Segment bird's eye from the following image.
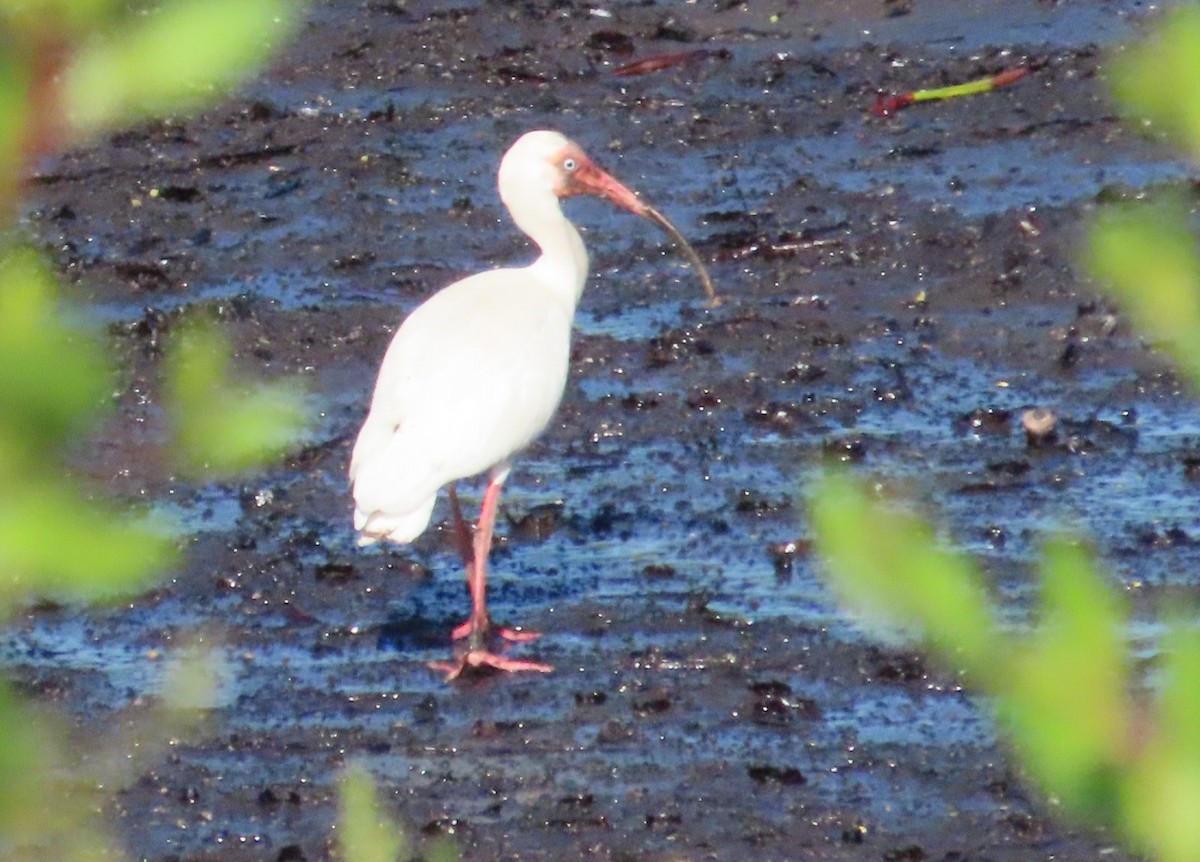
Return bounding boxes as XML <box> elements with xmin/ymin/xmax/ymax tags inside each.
<box><xmin>562</xmin><ymin>157</ymin><xmax>577</xmax><ymax>172</ymax></box>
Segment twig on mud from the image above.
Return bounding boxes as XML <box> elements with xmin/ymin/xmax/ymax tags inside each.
<box><xmin>716</xmin><ymin>234</ymin><xmax>845</xmax><ymax>262</ymax></box>
<box><xmin>874</xmin><ymin>66</ymin><xmax>1029</xmax><ymax>117</ymax></box>
<box><xmin>612</xmin><ymin>48</ymin><xmax>731</xmax><ymax>77</ymax></box>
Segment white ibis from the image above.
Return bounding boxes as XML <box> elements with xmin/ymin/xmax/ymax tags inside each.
<box><xmin>349</xmin><ymin>129</ymin><xmax>714</xmax><ymax>680</ymax></box>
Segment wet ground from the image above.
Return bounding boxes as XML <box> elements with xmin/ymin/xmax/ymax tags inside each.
<box><xmin>6</xmin><ymin>0</ymin><xmax>1200</xmax><ymax>859</ymax></box>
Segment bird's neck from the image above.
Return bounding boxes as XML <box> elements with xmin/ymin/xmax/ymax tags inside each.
<box><xmin>509</xmin><ymin>194</ymin><xmax>589</xmax><ymax>311</ymax></box>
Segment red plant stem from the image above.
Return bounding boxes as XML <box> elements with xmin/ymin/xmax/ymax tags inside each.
<box><xmin>613</xmin><ymin>49</ymin><xmax>714</xmax><ymax>77</ymax></box>
<box><xmin>874</xmin><ymin>65</ymin><xmax>1029</xmax><ymax>118</ymax></box>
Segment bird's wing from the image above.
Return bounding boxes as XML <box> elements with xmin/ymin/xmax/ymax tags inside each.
<box><xmin>350</xmin><ymin>268</ymin><xmax>573</xmax><ymax>525</ymax></box>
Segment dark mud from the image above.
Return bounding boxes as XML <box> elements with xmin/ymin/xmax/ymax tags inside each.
<box><xmin>6</xmin><ymin>1</ymin><xmax>1200</xmax><ymax>860</ymax></box>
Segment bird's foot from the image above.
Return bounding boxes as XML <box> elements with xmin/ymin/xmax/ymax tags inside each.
<box><xmin>435</xmin><ymin>616</ymin><xmax>549</xmax><ymax>681</ymax></box>
<box><xmin>449</xmin><ymin>618</ymin><xmax>541</xmax><ymax>644</ymax></box>
<box><xmin>430</xmin><ymin>649</ymin><xmax>553</xmax><ymax>682</ymax></box>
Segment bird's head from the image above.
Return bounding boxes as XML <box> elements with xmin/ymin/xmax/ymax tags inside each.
<box><xmin>497</xmin><ymin>130</ymin><xmax>720</xmax><ymax>306</ymax></box>
<box><xmin>498</xmin><ymin>130</ymin><xmax>650</xmax><ymax>218</ymax></box>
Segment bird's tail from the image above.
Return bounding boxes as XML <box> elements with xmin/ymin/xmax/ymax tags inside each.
<box><xmin>353</xmin><ymin>495</ymin><xmax>437</xmax><ymax>546</ymax></box>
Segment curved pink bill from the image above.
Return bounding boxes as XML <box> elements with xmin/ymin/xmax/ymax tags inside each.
<box><xmin>569</xmin><ymin>159</ymin><xmax>720</xmax><ymax>307</ymax></box>
<box><xmin>569</xmin><ymin>160</ymin><xmax>650</xmax><ymax>216</ymax></box>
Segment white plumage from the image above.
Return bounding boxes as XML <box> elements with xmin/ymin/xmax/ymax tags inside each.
<box><xmin>348</xmin><ymin>130</ymin><xmax>653</xmax><ymax>678</ymax></box>
<box><xmin>349</xmin><ymin>265</ymin><xmax>574</xmax><ymax>542</ymax></box>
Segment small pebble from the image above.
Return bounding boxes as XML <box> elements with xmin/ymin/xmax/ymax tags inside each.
<box><xmin>1021</xmin><ymin>407</ymin><xmax>1058</xmax><ymax>448</ymax></box>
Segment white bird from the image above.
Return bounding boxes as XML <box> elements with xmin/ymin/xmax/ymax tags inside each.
<box><xmin>349</xmin><ymin>129</ymin><xmax>714</xmax><ymax>680</ymax></box>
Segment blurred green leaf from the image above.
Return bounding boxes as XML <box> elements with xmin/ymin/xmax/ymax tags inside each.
<box><xmin>1087</xmin><ymin>197</ymin><xmax>1200</xmax><ymax>386</ymax></box>
<box><xmin>0</xmin><ymin>681</ymin><xmax>117</xmax><ymax>862</ymax></box>
<box><xmin>811</xmin><ymin>473</ymin><xmax>1137</xmax><ymax>824</ymax></box>
<box><xmin>809</xmin><ymin>468</ymin><xmax>1001</xmax><ymax>674</ymax></box>
<box><xmin>160</xmin><ymin>641</ymin><xmax>224</xmax><ymax>711</ymax></box>
<box><xmin>165</xmin><ymin>318</ymin><xmax>307</xmax><ymax>476</ymax></box>
<box><xmin>0</xmin><ymin>683</ymin><xmax>59</xmax><ymax>837</ymax></box>
<box><xmin>0</xmin><ymin>2</ymin><xmax>311</xmax><ymax>860</ymax></box>
<box><xmin>62</xmin><ymin>0</ymin><xmax>295</xmax><ymax>135</ymax></box>
<box><xmin>0</xmin><ymin>242</ymin><xmax>167</xmax><ymax>613</ymax></box>
<box><xmin>1156</xmin><ymin>624</ymin><xmax>1200</xmax><ymax>768</ymax></box>
<box><xmin>809</xmin><ymin>10</ymin><xmax>1200</xmax><ymax>862</ymax></box>
<box><xmin>1122</xmin><ymin>625</ymin><xmax>1200</xmax><ymax>862</ymax></box>
<box><xmin>339</xmin><ymin>764</ymin><xmax>407</xmax><ymax>862</ymax></box>
<box><xmin>0</xmin><ymin>244</ymin><xmax>110</xmax><ymax>467</ymax></box>
<box><xmin>1092</xmin><ymin>16</ymin><xmax>1200</xmax><ymax>853</ymax></box>
<box><xmin>0</xmin><ymin>0</ymin><xmax>121</xmax><ymax>33</ymax></box>
<box><xmin>0</xmin><ymin>479</ymin><xmax>173</xmax><ymax>608</ymax></box>
<box><xmin>1000</xmin><ymin>538</ymin><xmax>1128</xmax><ymax>821</ymax></box>
<box><xmin>1111</xmin><ymin>5</ymin><xmax>1200</xmax><ymax>158</ymax></box>
<box><xmin>0</xmin><ymin>41</ymin><xmax>27</xmax><ymax>210</ymax></box>
<box><xmin>425</xmin><ymin>837</ymin><xmax>461</xmax><ymax>862</ymax></box>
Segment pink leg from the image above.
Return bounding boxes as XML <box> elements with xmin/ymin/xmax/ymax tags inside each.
<box><xmin>432</xmin><ymin>475</ymin><xmax>551</xmax><ymax>681</ymax></box>
<box><xmin>447</xmin><ymin>479</ymin><xmax>540</xmax><ymax>644</ymax></box>
<box><xmin>462</xmin><ymin>474</ymin><xmax>502</xmax><ymax>638</ymax></box>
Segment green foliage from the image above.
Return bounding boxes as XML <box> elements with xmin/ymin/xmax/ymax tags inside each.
<box><xmin>1122</xmin><ymin>625</ymin><xmax>1200</xmax><ymax>862</ymax></box>
<box><xmin>165</xmin><ymin>318</ymin><xmax>308</xmax><ymax>476</ymax></box>
<box><xmin>339</xmin><ymin>765</ymin><xmax>408</xmax><ymax>862</ymax></box>
<box><xmin>0</xmin><ymin>0</ymin><xmax>310</xmax><ymax>606</ymax></box>
<box><xmin>0</xmin><ymin>646</ymin><xmax>227</xmax><ymax>861</ymax></box>
<box><xmin>0</xmin><ymin>246</ymin><xmax>108</xmax><ymax>460</ymax></box>
<box><xmin>62</xmin><ymin>0</ymin><xmax>296</xmax><ymax>136</ymax></box>
<box><xmin>810</xmin><ymin>471</ymin><xmax>1200</xmax><ymax>861</ymax></box>
<box><xmin>0</xmin><ymin>479</ymin><xmax>170</xmax><ymax>606</ymax></box>
<box><xmin>813</xmin><ymin>10</ymin><xmax>1200</xmax><ymax>862</ymax></box>
<box><xmin>1087</xmin><ymin>6</ymin><xmax>1200</xmax><ymax>391</ymax></box>
<box><xmin>998</xmin><ymin>538</ymin><xmax>1128</xmax><ymax>822</ymax></box>
<box><xmin>1110</xmin><ymin>5</ymin><xmax>1200</xmax><ymax>157</ymax></box>
<box><xmin>0</xmin><ymin>244</ymin><xmax>172</xmax><ymax>610</ymax></box>
<box><xmin>0</xmin><ymin>47</ymin><xmax>27</xmax><ymax>205</ymax></box>
<box><xmin>1087</xmin><ymin>196</ymin><xmax>1200</xmax><ymax>386</ymax></box>
<box><xmin>0</xmin><ymin>0</ymin><xmax>307</xmax><ymax>859</ymax></box>
<box><xmin>0</xmin><ymin>685</ymin><xmax>117</xmax><ymax>862</ymax></box>
<box><xmin>0</xmin><ymin>0</ymin><xmax>121</xmax><ymax>33</ymax></box>
<box><xmin>809</xmin><ymin>470</ymin><xmax>1000</xmax><ymax>669</ymax></box>
<box><xmin>337</xmin><ymin>766</ymin><xmax>459</xmax><ymax>862</ymax></box>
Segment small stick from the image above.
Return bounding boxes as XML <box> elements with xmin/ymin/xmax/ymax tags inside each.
<box><xmin>874</xmin><ymin>66</ymin><xmax>1029</xmax><ymax>117</ymax></box>
<box><xmin>612</xmin><ymin>49</ymin><xmax>730</xmax><ymax>78</ymax></box>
